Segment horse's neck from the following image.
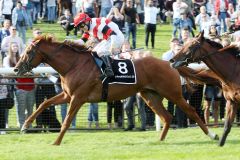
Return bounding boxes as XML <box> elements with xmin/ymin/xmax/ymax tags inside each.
<box><xmin>203</xmin><ymin>50</ymin><xmax>238</xmax><ymax>83</ymax></box>
<box><xmin>44</xmin><ymin>47</ymin><xmax>92</xmax><ymax>76</ymax></box>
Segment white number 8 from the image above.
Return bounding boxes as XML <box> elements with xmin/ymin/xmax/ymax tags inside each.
<box><xmin>118</xmin><ymin>62</ymin><xmax>128</xmax><ymax>74</ymax></box>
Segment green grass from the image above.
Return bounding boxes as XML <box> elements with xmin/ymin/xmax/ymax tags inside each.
<box><xmin>0</xmin><ymin>128</ymin><xmax>240</xmax><ymax>160</ymax></box>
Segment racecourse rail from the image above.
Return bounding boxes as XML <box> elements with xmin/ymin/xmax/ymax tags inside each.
<box><xmin>0</xmin><ymin>67</ymin><xmax>161</xmax><ymax>132</ymax></box>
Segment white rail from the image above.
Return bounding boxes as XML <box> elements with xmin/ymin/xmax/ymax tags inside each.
<box><xmin>1</xmin><ymin>67</ymin><xmax>161</xmax><ymax>130</ymax></box>
<box><xmin>0</xmin><ymin>67</ymin><xmax>57</xmax><ymax>74</ymax></box>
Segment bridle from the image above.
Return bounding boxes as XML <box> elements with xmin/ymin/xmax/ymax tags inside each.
<box><xmin>182</xmin><ymin>39</ymin><xmax>220</xmax><ymax>65</ymax></box>
<box><xmin>184</xmin><ymin>40</ymin><xmax>202</xmax><ymax>64</ymax></box>
<box><xmin>184</xmin><ymin>39</ymin><xmax>239</xmax><ymax>84</ymax></box>
<box><xmin>18</xmin><ymin>41</ymin><xmax>61</xmax><ymax>74</ymax></box>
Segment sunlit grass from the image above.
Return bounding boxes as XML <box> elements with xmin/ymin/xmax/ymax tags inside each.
<box><xmin>0</xmin><ymin>127</ymin><xmax>240</xmax><ymax>160</ymax></box>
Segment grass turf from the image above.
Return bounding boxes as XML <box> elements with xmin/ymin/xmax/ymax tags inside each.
<box><xmin>0</xmin><ymin>128</ymin><xmax>240</xmax><ymax>160</ymax></box>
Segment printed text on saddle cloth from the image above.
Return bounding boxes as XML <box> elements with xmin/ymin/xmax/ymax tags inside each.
<box><xmin>104</xmin><ymin>59</ymin><xmax>136</xmax><ymax>84</ymax></box>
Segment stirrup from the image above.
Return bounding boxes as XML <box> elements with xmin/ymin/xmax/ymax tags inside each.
<box><xmin>105</xmin><ymin>68</ymin><xmax>114</xmax><ymax>77</ymax></box>
<box><xmin>100</xmin><ymin>74</ymin><xmax>106</xmax><ymax>80</ymax></box>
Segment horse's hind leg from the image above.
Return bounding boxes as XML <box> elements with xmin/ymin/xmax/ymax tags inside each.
<box><xmin>173</xmin><ymin>97</ymin><xmax>219</xmax><ymax>140</ymax></box>
<box><xmin>140</xmin><ymin>91</ymin><xmax>172</xmax><ymax>141</ymax></box>
<box><xmin>219</xmin><ymin>100</ymin><xmax>237</xmax><ymax>146</ymax></box>
<box><xmin>21</xmin><ymin>92</ymin><xmax>70</xmax><ymax>132</ymax></box>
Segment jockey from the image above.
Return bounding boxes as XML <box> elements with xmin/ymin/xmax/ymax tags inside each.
<box><xmin>73</xmin><ymin>13</ymin><xmax>125</xmax><ymax>77</ymax></box>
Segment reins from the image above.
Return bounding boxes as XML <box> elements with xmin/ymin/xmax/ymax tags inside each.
<box><xmin>30</xmin><ymin>40</ymin><xmax>91</xmax><ymax>62</ymax></box>
<box><xmin>63</xmin><ymin>40</ymin><xmax>92</xmax><ymax>53</ymax></box>
<box><xmin>197</xmin><ymin>46</ymin><xmax>219</xmax><ymax>61</ymax></box>
<box><xmin>25</xmin><ymin>42</ymin><xmax>70</xmax><ymax>75</ymax></box>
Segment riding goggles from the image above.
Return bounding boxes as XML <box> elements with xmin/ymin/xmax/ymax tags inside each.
<box><xmin>79</xmin><ymin>23</ymin><xmax>86</xmax><ymax>28</ymax></box>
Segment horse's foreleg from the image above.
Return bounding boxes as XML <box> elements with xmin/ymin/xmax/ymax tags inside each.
<box><xmin>140</xmin><ymin>91</ymin><xmax>172</xmax><ymax>141</ymax></box>
<box><xmin>174</xmin><ymin>97</ymin><xmax>219</xmax><ymax>141</ymax></box>
<box><xmin>22</xmin><ymin>92</ymin><xmax>70</xmax><ymax>132</ymax></box>
<box><xmin>53</xmin><ymin>97</ymin><xmax>83</xmax><ymax>145</ymax></box>
<box><xmin>219</xmin><ymin>100</ymin><xmax>237</xmax><ymax>146</ymax></box>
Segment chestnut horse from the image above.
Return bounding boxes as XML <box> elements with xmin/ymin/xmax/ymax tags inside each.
<box><xmin>14</xmin><ymin>35</ymin><xmax>218</xmax><ymax>145</ymax></box>
<box><xmin>177</xmin><ymin>66</ymin><xmax>221</xmax><ymax>87</ymax></box>
<box><xmin>171</xmin><ymin>32</ymin><xmax>240</xmax><ymax>146</ymax></box>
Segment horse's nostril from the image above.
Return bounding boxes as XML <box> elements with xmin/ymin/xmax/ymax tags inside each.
<box><xmin>14</xmin><ymin>68</ymin><xmax>19</xmax><ymax>72</ymax></box>
<box><xmin>169</xmin><ymin>59</ymin><xmax>174</xmax><ymax>63</ymax></box>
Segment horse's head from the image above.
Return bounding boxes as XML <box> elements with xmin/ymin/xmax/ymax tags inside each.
<box><xmin>14</xmin><ymin>39</ymin><xmax>44</xmax><ymax>76</ymax></box>
<box><xmin>170</xmin><ymin>31</ymin><xmax>207</xmax><ymax>68</ymax></box>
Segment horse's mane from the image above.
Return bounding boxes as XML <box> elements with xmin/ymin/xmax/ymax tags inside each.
<box><xmin>33</xmin><ymin>34</ymin><xmax>54</xmax><ymax>43</ymax></box>
<box><xmin>205</xmin><ymin>38</ymin><xmax>240</xmax><ymax>57</ymax></box>
<box><xmin>218</xmin><ymin>45</ymin><xmax>240</xmax><ymax>56</ymax></box>
<box><xmin>33</xmin><ymin>34</ymin><xmax>90</xmax><ymax>53</ymax></box>
<box><xmin>63</xmin><ymin>39</ymin><xmax>90</xmax><ymax>51</ymax></box>
<box><xmin>205</xmin><ymin>39</ymin><xmax>223</xmax><ymax>49</ymax></box>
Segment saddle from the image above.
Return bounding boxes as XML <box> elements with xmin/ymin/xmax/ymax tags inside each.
<box><xmin>91</xmin><ymin>52</ymin><xmax>137</xmax><ymax>101</ymax></box>
<box><xmin>236</xmin><ymin>53</ymin><xmax>240</xmax><ymax>58</ymax></box>
<box><xmin>91</xmin><ymin>52</ymin><xmax>136</xmax><ymax>84</ymax></box>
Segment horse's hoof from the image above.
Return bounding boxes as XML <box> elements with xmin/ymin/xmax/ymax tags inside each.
<box><xmin>159</xmin><ymin>137</ymin><xmax>165</xmax><ymax>141</ymax></box>
<box><xmin>214</xmin><ymin>134</ymin><xmax>219</xmax><ymax>140</ymax></box>
<box><xmin>52</xmin><ymin>142</ymin><xmax>60</xmax><ymax>146</ymax></box>
<box><xmin>208</xmin><ymin>131</ymin><xmax>219</xmax><ymax>140</ymax></box>
<box><xmin>21</xmin><ymin>126</ymin><xmax>28</xmax><ymax>134</ymax></box>
<box><xmin>219</xmin><ymin>141</ymin><xmax>225</xmax><ymax>147</ymax></box>
<box><xmin>219</xmin><ymin>138</ymin><xmax>226</xmax><ymax>147</ymax></box>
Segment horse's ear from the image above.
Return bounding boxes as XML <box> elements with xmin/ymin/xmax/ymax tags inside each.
<box><xmin>195</xmin><ymin>32</ymin><xmax>201</xmax><ymax>38</ymax></box>
<box><xmin>198</xmin><ymin>31</ymin><xmax>205</xmax><ymax>42</ymax></box>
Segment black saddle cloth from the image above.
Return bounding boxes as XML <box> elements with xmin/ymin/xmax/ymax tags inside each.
<box><xmin>92</xmin><ymin>53</ymin><xmax>136</xmax><ymax>84</ymax></box>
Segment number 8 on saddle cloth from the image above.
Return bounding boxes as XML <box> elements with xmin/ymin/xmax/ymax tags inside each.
<box><xmin>91</xmin><ymin>53</ymin><xmax>136</xmax><ymax>84</ymax></box>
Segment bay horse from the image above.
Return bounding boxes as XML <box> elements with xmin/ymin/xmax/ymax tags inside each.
<box><xmin>14</xmin><ymin>35</ymin><xmax>218</xmax><ymax>145</ymax></box>
<box><xmin>171</xmin><ymin>31</ymin><xmax>240</xmax><ymax>146</ymax></box>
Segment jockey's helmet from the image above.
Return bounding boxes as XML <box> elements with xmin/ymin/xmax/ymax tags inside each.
<box><xmin>74</xmin><ymin>13</ymin><xmax>91</xmax><ymax>28</ymax></box>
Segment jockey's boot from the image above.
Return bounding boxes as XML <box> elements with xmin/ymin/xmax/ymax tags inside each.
<box><xmin>101</xmin><ymin>55</ymin><xmax>114</xmax><ymax>77</ymax></box>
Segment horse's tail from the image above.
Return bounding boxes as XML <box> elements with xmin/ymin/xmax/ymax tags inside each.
<box><xmin>177</xmin><ymin>66</ymin><xmax>221</xmax><ymax>88</ymax></box>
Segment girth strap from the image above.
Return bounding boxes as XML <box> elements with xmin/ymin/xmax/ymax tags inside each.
<box><xmin>90</xmin><ymin>51</ymin><xmax>109</xmax><ymax>101</ymax></box>
<box><xmin>101</xmin><ymin>78</ymin><xmax>109</xmax><ymax>102</ymax></box>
